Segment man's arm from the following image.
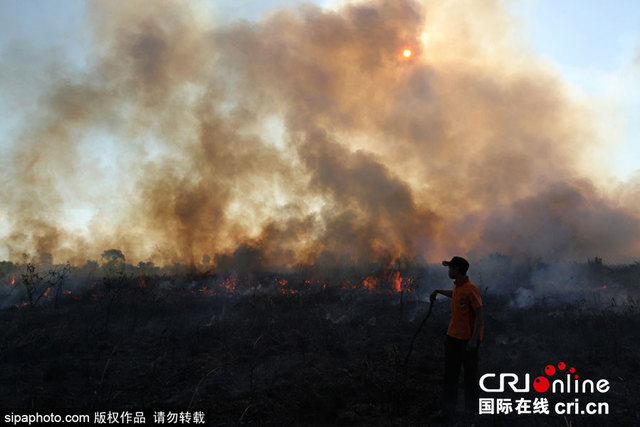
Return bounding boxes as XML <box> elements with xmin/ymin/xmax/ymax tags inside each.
<box><xmin>466</xmin><ymin>306</ymin><xmax>483</xmax><ymax>350</ymax></box>
<box><xmin>430</xmin><ymin>289</ymin><xmax>453</xmax><ymax>300</ymax></box>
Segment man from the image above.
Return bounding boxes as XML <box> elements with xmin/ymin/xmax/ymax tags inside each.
<box><xmin>430</xmin><ymin>256</ymin><xmax>484</xmax><ymax>418</ymax></box>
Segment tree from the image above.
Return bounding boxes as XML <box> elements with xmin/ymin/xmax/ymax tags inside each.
<box><xmin>101</xmin><ymin>249</ymin><xmax>125</xmax><ymax>265</ymax></box>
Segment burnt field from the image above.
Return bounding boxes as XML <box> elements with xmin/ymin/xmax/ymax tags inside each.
<box><xmin>1</xmin><ymin>260</ymin><xmax>639</xmax><ymax>426</ymax></box>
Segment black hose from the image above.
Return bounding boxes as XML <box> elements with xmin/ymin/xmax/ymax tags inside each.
<box><xmin>403</xmin><ymin>298</ymin><xmax>435</xmax><ymax>369</ymax></box>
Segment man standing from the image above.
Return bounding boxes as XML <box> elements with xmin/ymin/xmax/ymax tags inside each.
<box><xmin>430</xmin><ymin>256</ymin><xmax>484</xmax><ymax>418</ymax></box>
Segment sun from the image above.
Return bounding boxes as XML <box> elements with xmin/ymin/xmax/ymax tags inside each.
<box><xmin>403</xmin><ymin>49</ymin><xmax>412</xmax><ymax>58</ymax></box>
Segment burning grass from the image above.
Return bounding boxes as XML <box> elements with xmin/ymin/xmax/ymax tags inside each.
<box><xmin>0</xmin><ymin>259</ymin><xmax>639</xmax><ymax>425</ymax></box>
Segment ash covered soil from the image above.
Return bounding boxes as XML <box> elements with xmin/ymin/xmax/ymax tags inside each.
<box><xmin>1</xmin><ymin>273</ymin><xmax>639</xmax><ymax>426</ymax></box>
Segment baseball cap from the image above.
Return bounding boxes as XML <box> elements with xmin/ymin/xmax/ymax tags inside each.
<box><xmin>442</xmin><ymin>256</ymin><xmax>469</xmax><ymax>271</ymax></box>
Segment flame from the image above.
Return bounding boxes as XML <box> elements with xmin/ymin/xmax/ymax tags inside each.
<box><xmin>221</xmin><ymin>275</ymin><xmax>238</xmax><ymax>292</ymax></box>
<box><xmin>10</xmin><ymin>274</ymin><xmax>15</xmax><ymax>285</ymax></box>
<box><xmin>341</xmin><ymin>280</ymin><xmax>357</xmax><ymax>291</ymax></box>
<box><xmin>277</xmin><ymin>278</ymin><xmax>297</xmax><ymax>295</ymax></box>
<box><xmin>361</xmin><ymin>271</ymin><xmax>407</xmax><ymax>293</ymax></box>
<box><xmin>363</xmin><ymin>276</ymin><xmax>380</xmax><ymax>291</ymax></box>
<box><xmin>390</xmin><ymin>271</ymin><xmax>402</xmax><ymax>293</ymax></box>
<box><xmin>138</xmin><ymin>278</ymin><xmax>147</xmax><ymax>288</ymax></box>
<box><xmin>195</xmin><ymin>284</ymin><xmax>216</xmax><ymax>296</ymax></box>
<box><xmin>304</xmin><ymin>277</ymin><xmax>327</xmax><ymax>290</ymax></box>
<box><xmin>405</xmin><ymin>277</ymin><xmax>416</xmax><ymax>292</ymax></box>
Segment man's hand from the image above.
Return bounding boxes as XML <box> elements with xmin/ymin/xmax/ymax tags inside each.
<box><xmin>431</xmin><ymin>289</ymin><xmax>452</xmax><ymax>300</ymax></box>
<box><xmin>430</xmin><ymin>290</ymin><xmax>438</xmax><ymax>302</ymax></box>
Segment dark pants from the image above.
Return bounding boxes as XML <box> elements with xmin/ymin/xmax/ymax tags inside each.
<box><xmin>443</xmin><ymin>335</ymin><xmax>480</xmax><ymax>414</ymax></box>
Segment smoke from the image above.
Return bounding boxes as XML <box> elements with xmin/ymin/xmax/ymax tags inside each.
<box><xmin>1</xmin><ymin>0</ymin><xmax>639</xmax><ymax>267</ymax></box>
<box><xmin>482</xmin><ymin>180</ymin><xmax>640</xmax><ymax>260</ymax></box>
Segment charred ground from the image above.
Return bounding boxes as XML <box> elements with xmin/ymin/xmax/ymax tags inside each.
<box><xmin>0</xmin><ymin>259</ymin><xmax>639</xmax><ymax>426</ymax></box>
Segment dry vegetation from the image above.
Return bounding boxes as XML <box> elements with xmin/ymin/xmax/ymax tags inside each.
<box><xmin>0</xmin><ymin>259</ymin><xmax>639</xmax><ymax>426</ymax></box>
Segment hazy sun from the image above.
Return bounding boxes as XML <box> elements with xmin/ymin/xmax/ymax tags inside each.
<box><xmin>403</xmin><ymin>49</ymin><xmax>412</xmax><ymax>58</ymax></box>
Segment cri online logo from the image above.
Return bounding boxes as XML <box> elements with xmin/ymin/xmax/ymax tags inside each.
<box><xmin>480</xmin><ymin>362</ymin><xmax>610</xmax><ymax>394</ymax></box>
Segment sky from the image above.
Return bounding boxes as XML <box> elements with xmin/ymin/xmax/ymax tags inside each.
<box><xmin>0</xmin><ymin>0</ymin><xmax>639</xmax><ymax>266</ymax></box>
<box><xmin>507</xmin><ymin>0</ymin><xmax>640</xmax><ymax>181</ymax></box>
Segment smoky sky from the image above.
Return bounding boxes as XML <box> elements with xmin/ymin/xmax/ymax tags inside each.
<box><xmin>1</xmin><ymin>0</ymin><xmax>639</xmax><ymax>267</ymax></box>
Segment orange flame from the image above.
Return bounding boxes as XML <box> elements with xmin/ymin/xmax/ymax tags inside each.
<box><xmin>195</xmin><ymin>285</ymin><xmax>216</xmax><ymax>296</ymax></box>
<box><xmin>362</xmin><ymin>271</ymin><xmax>406</xmax><ymax>293</ymax></box>
<box><xmin>363</xmin><ymin>276</ymin><xmax>380</xmax><ymax>291</ymax></box>
<box><xmin>304</xmin><ymin>277</ymin><xmax>328</xmax><ymax>290</ymax></box>
<box><xmin>405</xmin><ymin>277</ymin><xmax>416</xmax><ymax>292</ymax></box>
<box><xmin>221</xmin><ymin>275</ymin><xmax>239</xmax><ymax>292</ymax></box>
<box><xmin>277</xmin><ymin>278</ymin><xmax>297</xmax><ymax>295</ymax></box>
<box><xmin>341</xmin><ymin>280</ymin><xmax>356</xmax><ymax>291</ymax></box>
<box><xmin>10</xmin><ymin>274</ymin><xmax>15</xmax><ymax>286</ymax></box>
<box><xmin>390</xmin><ymin>271</ymin><xmax>402</xmax><ymax>293</ymax></box>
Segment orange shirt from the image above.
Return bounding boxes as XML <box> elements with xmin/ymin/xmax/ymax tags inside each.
<box><xmin>447</xmin><ymin>277</ymin><xmax>483</xmax><ymax>340</ymax></box>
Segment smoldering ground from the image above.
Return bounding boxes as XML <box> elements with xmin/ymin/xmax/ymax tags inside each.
<box><xmin>1</xmin><ymin>0</ymin><xmax>640</xmax><ymax>269</ymax></box>
<box><xmin>1</xmin><ymin>257</ymin><xmax>638</xmax><ymax>425</ymax></box>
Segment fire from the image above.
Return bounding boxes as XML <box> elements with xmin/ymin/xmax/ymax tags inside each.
<box><xmin>195</xmin><ymin>285</ymin><xmax>216</xmax><ymax>296</ymax></box>
<box><xmin>341</xmin><ymin>280</ymin><xmax>357</xmax><ymax>291</ymax></box>
<box><xmin>390</xmin><ymin>271</ymin><xmax>402</xmax><ymax>293</ymax></box>
<box><xmin>304</xmin><ymin>277</ymin><xmax>327</xmax><ymax>290</ymax></box>
<box><xmin>10</xmin><ymin>274</ymin><xmax>15</xmax><ymax>285</ymax></box>
<box><xmin>221</xmin><ymin>275</ymin><xmax>239</xmax><ymax>292</ymax></box>
<box><xmin>361</xmin><ymin>271</ymin><xmax>411</xmax><ymax>293</ymax></box>
<box><xmin>363</xmin><ymin>276</ymin><xmax>380</xmax><ymax>291</ymax></box>
<box><xmin>277</xmin><ymin>278</ymin><xmax>297</xmax><ymax>295</ymax></box>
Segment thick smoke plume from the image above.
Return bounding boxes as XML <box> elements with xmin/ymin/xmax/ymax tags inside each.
<box><xmin>2</xmin><ymin>0</ymin><xmax>639</xmax><ymax>267</ymax></box>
